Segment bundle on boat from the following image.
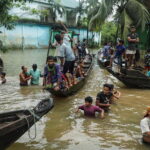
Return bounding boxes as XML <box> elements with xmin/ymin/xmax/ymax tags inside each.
<box><xmin>0</xmin><ymin>98</ymin><xmax>54</xmax><ymax>150</ymax></box>
<box><xmin>46</xmin><ymin>55</ymin><xmax>93</xmax><ymax>97</ymax></box>
<box><xmin>97</xmin><ymin>50</ymin><xmax>150</xmax><ymax>89</ymax></box>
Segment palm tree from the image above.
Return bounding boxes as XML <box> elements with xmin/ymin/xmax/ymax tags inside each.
<box><xmin>87</xmin><ymin>0</ymin><xmax>150</xmax><ymax>40</ymax></box>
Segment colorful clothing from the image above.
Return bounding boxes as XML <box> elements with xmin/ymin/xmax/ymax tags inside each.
<box><xmin>115</xmin><ymin>45</ymin><xmax>126</xmax><ymax>58</ymax></box>
<box><xmin>29</xmin><ymin>69</ymin><xmax>41</xmax><ymax>85</ymax></box>
<box><xmin>147</xmin><ymin>71</ymin><xmax>150</xmax><ymax>77</ymax></box>
<box><xmin>44</xmin><ymin>64</ymin><xmax>60</xmax><ymax>88</ymax></box>
<box><xmin>78</xmin><ymin>105</ymin><xmax>103</xmax><ymax>117</ymax></box>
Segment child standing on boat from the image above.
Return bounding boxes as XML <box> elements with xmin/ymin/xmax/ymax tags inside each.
<box><xmin>76</xmin><ymin>96</ymin><xmax>104</xmax><ymax>118</ymax></box>
<box><xmin>113</xmin><ymin>40</ymin><xmax>126</xmax><ymax>73</ymax></box>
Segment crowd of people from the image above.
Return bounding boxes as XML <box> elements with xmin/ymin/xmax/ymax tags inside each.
<box><xmin>18</xmin><ymin>23</ymin><xmax>89</xmax><ymax>91</ymax></box>
<box><xmin>0</xmin><ymin>23</ymin><xmax>150</xmax><ymax>144</ymax></box>
<box><xmin>100</xmin><ymin>26</ymin><xmax>150</xmax><ymax>77</ymax></box>
<box><xmin>100</xmin><ymin>26</ymin><xmax>143</xmax><ymax>73</ymax></box>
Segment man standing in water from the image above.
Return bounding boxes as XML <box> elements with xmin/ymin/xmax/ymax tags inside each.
<box><xmin>29</xmin><ymin>64</ymin><xmax>42</xmax><ymax>85</ymax></box>
<box><xmin>19</xmin><ymin>66</ymin><xmax>31</xmax><ymax>86</ymax></box>
<box><xmin>140</xmin><ymin>107</ymin><xmax>150</xmax><ymax>143</ymax></box>
<box><xmin>126</xmin><ymin>26</ymin><xmax>139</xmax><ymax>69</ymax></box>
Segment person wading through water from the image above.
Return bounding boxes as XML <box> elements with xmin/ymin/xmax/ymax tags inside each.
<box><xmin>140</xmin><ymin>107</ymin><xmax>150</xmax><ymax>143</ymax></box>
<box><xmin>19</xmin><ymin>66</ymin><xmax>31</xmax><ymax>86</ymax></box>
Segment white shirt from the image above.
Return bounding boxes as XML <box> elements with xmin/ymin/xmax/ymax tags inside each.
<box><xmin>53</xmin><ymin>41</ymin><xmax>60</xmax><ymax>57</ymax></box>
<box><xmin>63</xmin><ymin>34</ymin><xmax>71</xmax><ymax>48</ymax></box>
<box><xmin>140</xmin><ymin>117</ymin><xmax>150</xmax><ymax>134</ymax></box>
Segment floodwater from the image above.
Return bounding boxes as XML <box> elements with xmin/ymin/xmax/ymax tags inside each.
<box><xmin>0</xmin><ymin>49</ymin><xmax>150</xmax><ymax>150</ymax></box>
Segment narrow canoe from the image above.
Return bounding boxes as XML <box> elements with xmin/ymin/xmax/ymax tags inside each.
<box><xmin>97</xmin><ymin>51</ymin><xmax>150</xmax><ymax>88</ymax></box>
<box><xmin>0</xmin><ymin>98</ymin><xmax>54</xmax><ymax>150</ymax></box>
<box><xmin>47</xmin><ymin>55</ymin><xmax>94</xmax><ymax>97</ymax></box>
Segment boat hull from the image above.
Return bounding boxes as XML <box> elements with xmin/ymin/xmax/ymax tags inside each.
<box><xmin>0</xmin><ymin>99</ymin><xmax>54</xmax><ymax>150</ymax></box>
<box><xmin>97</xmin><ymin>52</ymin><xmax>150</xmax><ymax>89</ymax></box>
<box><xmin>47</xmin><ymin>55</ymin><xmax>94</xmax><ymax>97</ymax></box>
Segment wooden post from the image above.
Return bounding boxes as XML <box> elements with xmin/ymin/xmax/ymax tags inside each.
<box><xmin>46</xmin><ymin>28</ymin><xmax>53</xmax><ymax>63</ymax></box>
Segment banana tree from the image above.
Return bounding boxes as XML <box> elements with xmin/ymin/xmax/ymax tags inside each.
<box><xmin>86</xmin><ymin>0</ymin><xmax>150</xmax><ymax>40</ymax></box>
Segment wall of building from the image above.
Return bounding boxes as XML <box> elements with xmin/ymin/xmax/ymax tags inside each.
<box><xmin>0</xmin><ymin>23</ymin><xmax>101</xmax><ymax>49</ymax></box>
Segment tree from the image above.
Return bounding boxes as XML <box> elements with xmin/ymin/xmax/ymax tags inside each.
<box><xmin>84</xmin><ymin>0</ymin><xmax>150</xmax><ymax>40</ymax></box>
<box><xmin>0</xmin><ymin>0</ymin><xmax>34</xmax><ymax>30</ymax></box>
<box><xmin>101</xmin><ymin>21</ymin><xmax>118</xmax><ymax>44</ymax></box>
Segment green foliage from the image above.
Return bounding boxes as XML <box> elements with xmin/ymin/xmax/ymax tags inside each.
<box><xmin>83</xmin><ymin>0</ymin><xmax>150</xmax><ymax>39</ymax></box>
<box><xmin>0</xmin><ymin>0</ymin><xmax>33</xmax><ymax>30</ymax></box>
<box><xmin>101</xmin><ymin>22</ymin><xmax>118</xmax><ymax>44</ymax></box>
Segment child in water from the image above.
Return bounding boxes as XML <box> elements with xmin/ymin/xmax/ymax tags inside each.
<box><xmin>109</xmin><ymin>84</ymin><xmax>121</xmax><ymax>100</ymax></box>
<box><xmin>76</xmin><ymin>96</ymin><xmax>104</xmax><ymax>118</ymax></box>
<box><xmin>0</xmin><ymin>72</ymin><xmax>6</xmax><ymax>84</ymax></box>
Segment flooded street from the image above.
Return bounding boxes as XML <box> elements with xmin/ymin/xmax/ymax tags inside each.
<box><xmin>0</xmin><ymin>49</ymin><xmax>150</xmax><ymax>150</ymax></box>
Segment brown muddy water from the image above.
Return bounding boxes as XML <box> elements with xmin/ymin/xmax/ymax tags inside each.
<box><xmin>0</xmin><ymin>49</ymin><xmax>150</xmax><ymax>150</ymax></box>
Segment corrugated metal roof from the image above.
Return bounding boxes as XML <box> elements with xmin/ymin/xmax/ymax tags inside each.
<box><xmin>58</xmin><ymin>0</ymin><xmax>79</xmax><ymax>8</ymax></box>
<box><xmin>34</xmin><ymin>0</ymin><xmax>79</xmax><ymax>8</ymax></box>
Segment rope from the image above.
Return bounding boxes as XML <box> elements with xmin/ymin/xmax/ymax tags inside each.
<box><xmin>24</xmin><ymin>109</ymin><xmax>40</xmax><ymax>140</ymax></box>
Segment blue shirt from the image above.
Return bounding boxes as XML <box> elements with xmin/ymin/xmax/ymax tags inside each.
<box><xmin>103</xmin><ymin>45</ymin><xmax>110</xmax><ymax>57</ymax></box>
<box><xmin>147</xmin><ymin>71</ymin><xmax>150</xmax><ymax>77</ymax></box>
<box><xmin>29</xmin><ymin>69</ymin><xmax>41</xmax><ymax>85</ymax></box>
<box><xmin>115</xmin><ymin>45</ymin><xmax>126</xmax><ymax>58</ymax></box>
<box><xmin>44</xmin><ymin>64</ymin><xmax>60</xmax><ymax>84</ymax></box>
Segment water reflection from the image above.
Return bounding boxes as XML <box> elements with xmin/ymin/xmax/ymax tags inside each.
<box><xmin>0</xmin><ymin>49</ymin><xmax>150</xmax><ymax>150</ymax></box>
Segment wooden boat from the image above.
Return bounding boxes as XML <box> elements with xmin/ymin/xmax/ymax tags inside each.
<box><xmin>47</xmin><ymin>55</ymin><xmax>93</xmax><ymax>96</ymax></box>
<box><xmin>0</xmin><ymin>98</ymin><xmax>54</xmax><ymax>150</ymax></box>
<box><xmin>0</xmin><ymin>57</ymin><xmax>4</xmax><ymax>73</ymax></box>
<box><xmin>97</xmin><ymin>51</ymin><xmax>150</xmax><ymax>88</ymax></box>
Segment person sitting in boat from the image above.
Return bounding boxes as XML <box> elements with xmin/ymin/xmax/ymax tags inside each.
<box><xmin>29</xmin><ymin>64</ymin><xmax>42</xmax><ymax>85</ymax></box>
<box><xmin>144</xmin><ymin>49</ymin><xmax>150</xmax><ymax>77</ymax></box>
<box><xmin>96</xmin><ymin>84</ymin><xmax>113</xmax><ymax>112</ymax></box>
<box><xmin>113</xmin><ymin>40</ymin><xmax>126</xmax><ymax>72</ymax></box>
<box><xmin>0</xmin><ymin>72</ymin><xmax>6</xmax><ymax>84</ymax></box>
<box><xmin>55</xmin><ymin>34</ymin><xmax>76</xmax><ymax>87</ymax></box>
<box><xmin>140</xmin><ymin>107</ymin><xmax>150</xmax><ymax>143</ymax></box>
<box><xmin>53</xmin><ymin>56</ymin><xmax>69</xmax><ymax>90</ymax></box>
<box><xmin>43</xmin><ymin>56</ymin><xmax>60</xmax><ymax>91</ymax></box>
<box><xmin>19</xmin><ymin>66</ymin><xmax>32</xmax><ymax>86</ymax></box>
<box><xmin>75</xmin><ymin>60</ymin><xmax>85</xmax><ymax>79</ymax></box>
<box><xmin>76</xmin><ymin>96</ymin><xmax>104</xmax><ymax>118</ymax></box>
